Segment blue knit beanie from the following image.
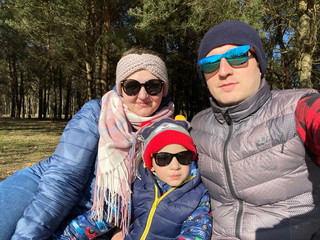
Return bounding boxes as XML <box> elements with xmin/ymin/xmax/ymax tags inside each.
<box><xmin>197</xmin><ymin>20</ymin><xmax>267</xmax><ymax>85</ymax></box>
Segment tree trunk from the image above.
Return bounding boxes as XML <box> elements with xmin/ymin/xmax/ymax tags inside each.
<box><xmin>100</xmin><ymin>44</ymin><xmax>109</xmax><ymax>95</ymax></box>
<box><xmin>297</xmin><ymin>0</ymin><xmax>317</xmax><ymax>88</ymax></box>
<box><xmin>96</xmin><ymin>1</ymin><xmax>111</xmax><ymax>97</ymax></box>
<box><xmin>84</xmin><ymin>0</ymin><xmax>96</xmax><ymax>100</ymax></box>
<box><xmin>19</xmin><ymin>71</ymin><xmax>24</xmax><ymax>118</ymax></box>
<box><xmin>58</xmin><ymin>68</ymin><xmax>63</xmax><ymax>120</ymax></box>
<box><xmin>38</xmin><ymin>81</ymin><xmax>43</xmax><ymax>119</ymax></box>
<box><xmin>275</xmin><ymin>20</ymin><xmax>291</xmax><ymax>89</ymax></box>
<box><xmin>8</xmin><ymin>57</ymin><xmax>19</xmax><ymax>118</ymax></box>
<box><xmin>64</xmin><ymin>78</ymin><xmax>71</xmax><ymax>120</ymax></box>
<box><xmin>86</xmin><ymin>61</ymin><xmax>94</xmax><ymax>100</ymax></box>
<box><xmin>43</xmin><ymin>88</ymin><xmax>47</xmax><ymax>119</ymax></box>
<box><xmin>28</xmin><ymin>97</ymin><xmax>31</xmax><ymax>118</ymax></box>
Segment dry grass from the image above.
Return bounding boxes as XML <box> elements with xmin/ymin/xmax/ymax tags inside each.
<box><xmin>0</xmin><ymin>118</ymin><xmax>68</xmax><ymax>181</ymax></box>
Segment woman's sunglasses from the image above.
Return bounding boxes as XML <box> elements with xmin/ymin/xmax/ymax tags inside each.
<box><xmin>152</xmin><ymin>150</ymin><xmax>194</xmax><ymax>167</ymax></box>
<box><xmin>198</xmin><ymin>45</ymin><xmax>252</xmax><ymax>74</ymax></box>
<box><xmin>121</xmin><ymin>79</ymin><xmax>164</xmax><ymax>96</ymax></box>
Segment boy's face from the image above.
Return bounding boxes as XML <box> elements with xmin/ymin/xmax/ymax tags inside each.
<box><xmin>151</xmin><ymin>144</ymin><xmax>191</xmax><ymax>187</ymax></box>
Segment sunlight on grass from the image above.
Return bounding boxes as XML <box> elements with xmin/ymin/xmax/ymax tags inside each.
<box><xmin>0</xmin><ymin>118</ymin><xmax>68</xmax><ymax>181</ymax></box>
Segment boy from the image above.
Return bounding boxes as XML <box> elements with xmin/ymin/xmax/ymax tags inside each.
<box><xmin>55</xmin><ymin>117</ymin><xmax>212</xmax><ymax>240</ymax></box>
<box><xmin>126</xmin><ymin>117</ymin><xmax>212</xmax><ymax>240</ymax></box>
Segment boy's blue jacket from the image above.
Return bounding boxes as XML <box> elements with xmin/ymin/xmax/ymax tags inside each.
<box><xmin>12</xmin><ymin>99</ymin><xmax>102</xmax><ymax>239</ymax></box>
<box><xmin>125</xmin><ymin>162</ymin><xmax>212</xmax><ymax>240</ymax></box>
<box><xmin>57</xmin><ymin>163</ymin><xmax>212</xmax><ymax>240</ymax></box>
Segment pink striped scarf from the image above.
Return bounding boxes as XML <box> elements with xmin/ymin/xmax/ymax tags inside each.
<box><xmin>91</xmin><ymin>90</ymin><xmax>174</xmax><ymax>232</ymax></box>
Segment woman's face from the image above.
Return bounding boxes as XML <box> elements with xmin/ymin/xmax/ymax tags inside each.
<box><xmin>121</xmin><ymin>70</ymin><xmax>164</xmax><ymax>117</ymax></box>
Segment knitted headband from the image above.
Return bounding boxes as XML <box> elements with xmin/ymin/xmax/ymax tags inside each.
<box><xmin>197</xmin><ymin>20</ymin><xmax>267</xmax><ymax>85</ymax></box>
<box><xmin>116</xmin><ymin>53</ymin><xmax>168</xmax><ymax>96</ymax></box>
<box><xmin>139</xmin><ymin>117</ymin><xmax>197</xmax><ymax>170</ymax></box>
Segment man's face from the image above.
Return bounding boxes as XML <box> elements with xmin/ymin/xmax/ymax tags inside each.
<box><xmin>204</xmin><ymin>44</ymin><xmax>261</xmax><ymax>107</ymax></box>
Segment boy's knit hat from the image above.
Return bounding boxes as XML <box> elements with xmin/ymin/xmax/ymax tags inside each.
<box><xmin>116</xmin><ymin>53</ymin><xmax>168</xmax><ymax>96</ymax></box>
<box><xmin>139</xmin><ymin>116</ymin><xmax>197</xmax><ymax>170</ymax></box>
<box><xmin>197</xmin><ymin>20</ymin><xmax>267</xmax><ymax>84</ymax></box>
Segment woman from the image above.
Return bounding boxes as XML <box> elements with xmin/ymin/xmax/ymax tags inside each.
<box><xmin>0</xmin><ymin>47</ymin><xmax>174</xmax><ymax>240</ymax></box>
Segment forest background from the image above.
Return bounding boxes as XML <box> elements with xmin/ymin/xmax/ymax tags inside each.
<box><xmin>0</xmin><ymin>0</ymin><xmax>319</xmax><ymax>121</ymax></box>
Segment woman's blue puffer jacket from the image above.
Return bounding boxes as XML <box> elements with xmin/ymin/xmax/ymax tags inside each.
<box><xmin>12</xmin><ymin>99</ymin><xmax>101</xmax><ymax>239</ymax></box>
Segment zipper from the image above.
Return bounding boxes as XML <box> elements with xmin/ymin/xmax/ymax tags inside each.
<box><xmin>140</xmin><ymin>175</ymin><xmax>194</xmax><ymax>240</ymax></box>
<box><xmin>140</xmin><ymin>185</ymin><xmax>161</xmax><ymax>240</ymax></box>
<box><xmin>223</xmin><ymin>111</ymin><xmax>243</xmax><ymax>239</ymax></box>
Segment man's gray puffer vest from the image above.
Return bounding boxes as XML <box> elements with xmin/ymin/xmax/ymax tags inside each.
<box><xmin>191</xmin><ymin>79</ymin><xmax>320</xmax><ymax>240</ymax></box>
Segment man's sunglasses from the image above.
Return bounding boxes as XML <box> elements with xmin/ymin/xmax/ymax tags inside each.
<box><xmin>121</xmin><ymin>79</ymin><xmax>164</xmax><ymax>96</ymax></box>
<box><xmin>198</xmin><ymin>45</ymin><xmax>252</xmax><ymax>74</ymax></box>
<box><xmin>152</xmin><ymin>150</ymin><xmax>194</xmax><ymax>167</ymax></box>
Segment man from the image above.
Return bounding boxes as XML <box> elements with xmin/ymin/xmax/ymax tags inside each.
<box><xmin>191</xmin><ymin>20</ymin><xmax>320</xmax><ymax>240</ymax></box>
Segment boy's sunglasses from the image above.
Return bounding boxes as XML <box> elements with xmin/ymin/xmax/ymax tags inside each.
<box><xmin>121</xmin><ymin>79</ymin><xmax>164</xmax><ymax>96</ymax></box>
<box><xmin>152</xmin><ymin>150</ymin><xmax>194</xmax><ymax>167</ymax></box>
<box><xmin>198</xmin><ymin>45</ymin><xmax>251</xmax><ymax>74</ymax></box>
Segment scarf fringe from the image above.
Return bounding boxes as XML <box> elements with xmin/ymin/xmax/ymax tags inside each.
<box><xmin>92</xmin><ymin>134</ymin><xmax>139</xmax><ymax>234</ymax></box>
<box><xmin>92</xmin><ymin>90</ymin><xmax>174</xmax><ymax>235</ymax></box>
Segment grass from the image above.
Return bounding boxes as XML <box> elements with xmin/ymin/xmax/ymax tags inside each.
<box><xmin>0</xmin><ymin>118</ymin><xmax>68</xmax><ymax>181</ymax></box>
